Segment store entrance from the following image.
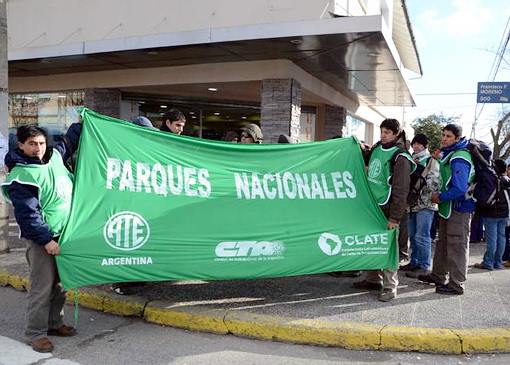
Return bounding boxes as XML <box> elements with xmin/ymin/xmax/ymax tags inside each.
<box><xmin>124</xmin><ymin>94</ymin><xmax>261</xmax><ymax>141</ymax></box>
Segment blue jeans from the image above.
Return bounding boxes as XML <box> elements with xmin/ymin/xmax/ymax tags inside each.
<box><xmin>408</xmin><ymin>209</ymin><xmax>434</xmax><ymax>270</ymax></box>
<box><xmin>481</xmin><ymin>217</ymin><xmax>507</xmax><ymax>269</ymax></box>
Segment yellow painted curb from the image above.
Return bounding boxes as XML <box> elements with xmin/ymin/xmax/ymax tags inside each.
<box><xmin>4</xmin><ymin>272</ymin><xmax>29</xmax><ymax>291</ymax></box>
<box><xmin>0</xmin><ymin>269</ymin><xmax>9</xmax><ymax>286</ymax></box>
<box><xmin>144</xmin><ymin>303</ymin><xmax>228</xmax><ymax>334</ymax></box>
<box><xmin>456</xmin><ymin>328</ymin><xmax>510</xmax><ymax>353</ymax></box>
<box><xmin>380</xmin><ymin>325</ymin><xmax>462</xmax><ymax>354</ymax></box>
<box><xmin>2</xmin><ymin>269</ymin><xmax>510</xmax><ymax>354</ymax></box>
<box><xmin>224</xmin><ymin>311</ymin><xmax>382</xmax><ymax>350</ymax></box>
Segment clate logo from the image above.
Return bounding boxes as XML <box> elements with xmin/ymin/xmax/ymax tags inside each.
<box><xmin>215</xmin><ymin>241</ymin><xmax>285</xmax><ymax>258</ymax></box>
<box><xmin>317</xmin><ymin>232</ymin><xmax>342</xmax><ymax>256</ymax></box>
<box><xmin>368</xmin><ymin>158</ymin><xmax>382</xmax><ymax>179</ymax></box>
<box><xmin>103</xmin><ymin>211</ymin><xmax>150</xmax><ymax>251</ymax></box>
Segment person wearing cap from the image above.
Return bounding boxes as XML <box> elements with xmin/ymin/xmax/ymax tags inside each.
<box><xmin>240</xmin><ymin>123</ymin><xmax>263</xmax><ymax>144</ymax></box>
<box><xmin>132</xmin><ymin>116</ymin><xmax>156</xmax><ymax>129</ymax></box>
<box><xmin>401</xmin><ymin>133</ymin><xmax>439</xmax><ymax>278</ymax></box>
<box><xmin>111</xmin><ymin>116</ymin><xmax>155</xmax><ymax>296</ymax></box>
<box><xmin>160</xmin><ymin>109</ymin><xmax>186</xmax><ymax>135</ymax></box>
<box><xmin>277</xmin><ymin>134</ymin><xmax>292</xmax><ymax>144</ymax></box>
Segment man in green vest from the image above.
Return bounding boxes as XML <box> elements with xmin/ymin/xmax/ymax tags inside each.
<box><xmin>418</xmin><ymin>124</ymin><xmax>475</xmax><ymax>295</ymax></box>
<box><xmin>353</xmin><ymin>119</ymin><xmax>415</xmax><ymax>301</ymax></box>
<box><xmin>2</xmin><ymin>123</ymin><xmax>81</xmax><ymax>352</ymax></box>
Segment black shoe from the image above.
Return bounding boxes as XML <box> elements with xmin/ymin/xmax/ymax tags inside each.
<box><xmin>436</xmin><ymin>285</ymin><xmax>463</xmax><ymax>295</ymax></box>
<box><xmin>399</xmin><ymin>263</ymin><xmax>418</xmax><ymax>272</ymax></box>
<box><xmin>417</xmin><ymin>273</ymin><xmax>445</xmax><ymax>286</ymax></box>
<box><xmin>352</xmin><ymin>280</ymin><xmax>383</xmax><ymax>291</ymax></box>
<box><xmin>328</xmin><ymin>271</ymin><xmax>362</xmax><ymax>278</ymax></box>
<box><xmin>405</xmin><ymin>268</ymin><xmax>431</xmax><ymax>278</ymax></box>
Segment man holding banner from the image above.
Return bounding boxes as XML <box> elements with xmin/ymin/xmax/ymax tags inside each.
<box><xmin>2</xmin><ymin>123</ymin><xmax>81</xmax><ymax>352</ymax></box>
<box><xmin>353</xmin><ymin>119</ymin><xmax>415</xmax><ymax>302</ymax></box>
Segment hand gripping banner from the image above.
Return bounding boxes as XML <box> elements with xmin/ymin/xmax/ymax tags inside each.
<box><xmin>57</xmin><ymin>109</ymin><xmax>397</xmax><ymax>289</ymax></box>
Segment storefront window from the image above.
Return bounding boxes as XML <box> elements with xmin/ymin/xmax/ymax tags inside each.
<box><xmin>343</xmin><ymin>115</ymin><xmax>366</xmax><ymax>142</ymax></box>
<box><xmin>8</xmin><ymin>91</ymin><xmax>84</xmax><ymax>148</ymax></box>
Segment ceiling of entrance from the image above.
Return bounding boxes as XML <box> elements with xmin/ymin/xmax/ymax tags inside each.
<box><xmin>9</xmin><ymin>22</ymin><xmax>415</xmax><ymax>106</ymax></box>
<box><xmin>120</xmin><ymin>81</ymin><xmax>326</xmax><ymax>106</ymax></box>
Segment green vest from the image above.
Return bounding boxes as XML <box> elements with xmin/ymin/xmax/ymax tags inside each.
<box><xmin>416</xmin><ymin>155</ymin><xmax>430</xmax><ymax>167</ymax></box>
<box><xmin>438</xmin><ymin>150</ymin><xmax>474</xmax><ymax>219</ymax></box>
<box><xmin>1</xmin><ymin>150</ymin><xmax>74</xmax><ymax>237</ymax></box>
<box><xmin>367</xmin><ymin>144</ymin><xmax>415</xmax><ymax>206</ymax></box>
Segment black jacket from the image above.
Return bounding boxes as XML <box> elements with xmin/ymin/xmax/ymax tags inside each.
<box><xmin>4</xmin><ymin>123</ymin><xmax>81</xmax><ymax>245</ymax></box>
<box><xmin>478</xmin><ymin>175</ymin><xmax>510</xmax><ymax>219</ymax></box>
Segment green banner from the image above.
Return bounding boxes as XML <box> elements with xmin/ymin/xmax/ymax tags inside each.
<box><xmin>57</xmin><ymin>109</ymin><xmax>397</xmax><ymax>289</ymax></box>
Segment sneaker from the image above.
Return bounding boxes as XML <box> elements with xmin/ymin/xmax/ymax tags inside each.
<box><xmin>417</xmin><ymin>273</ymin><xmax>445</xmax><ymax>286</ymax></box>
<box><xmin>405</xmin><ymin>268</ymin><xmax>431</xmax><ymax>278</ymax></box>
<box><xmin>47</xmin><ymin>324</ymin><xmax>76</xmax><ymax>337</ymax></box>
<box><xmin>474</xmin><ymin>263</ymin><xmax>493</xmax><ymax>270</ymax></box>
<box><xmin>399</xmin><ymin>263</ymin><xmax>418</xmax><ymax>272</ymax></box>
<box><xmin>378</xmin><ymin>289</ymin><xmax>396</xmax><ymax>302</ymax></box>
<box><xmin>352</xmin><ymin>280</ymin><xmax>383</xmax><ymax>291</ymax></box>
<box><xmin>436</xmin><ymin>285</ymin><xmax>463</xmax><ymax>295</ymax></box>
<box><xmin>30</xmin><ymin>337</ymin><xmax>54</xmax><ymax>353</ymax></box>
<box><xmin>112</xmin><ymin>283</ymin><xmax>135</xmax><ymax>295</ymax></box>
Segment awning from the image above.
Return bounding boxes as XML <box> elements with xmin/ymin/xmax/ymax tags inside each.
<box><xmin>9</xmin><ymin>15</ymin><xmax>417</xmax><ymax>106</ymax></box>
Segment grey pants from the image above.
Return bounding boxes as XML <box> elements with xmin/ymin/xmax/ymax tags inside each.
<box><xmin>430</xmin><ymin>211</ymin><xmax>471</xmax><ymax>291</ymax></box>
<box><xmin>365</xmin><ymin>268</ymin><xmax>398</xmax><ymax>292</ymax></box>
<box><xmin>25</xmin><ymin>240</ymin><xmax>66</xmax><ymax>340</ymax></box>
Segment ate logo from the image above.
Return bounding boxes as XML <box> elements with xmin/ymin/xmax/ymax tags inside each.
<box><xmin>103</xmin><ymin>211</ymin><xmax>150</xmax><ymax>251</ymax></box>
<box><xmin>368</xmin><ymin>158</ymin><xmax>382</xmax><ymax>179</ymax></box>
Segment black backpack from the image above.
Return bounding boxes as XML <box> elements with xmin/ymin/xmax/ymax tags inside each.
<box><xmin>464</xmin><ymin>139</ymin><xmax>498</xmax><ymax>207</ymax></box>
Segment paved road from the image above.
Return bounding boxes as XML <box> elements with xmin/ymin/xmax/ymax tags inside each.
<box><xmin>1</xmin><ymin>287</ymin><xmax>510</xmax><ymax>365</ymax></box>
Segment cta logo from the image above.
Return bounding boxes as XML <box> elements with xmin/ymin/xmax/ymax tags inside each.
<box><xmin>318</xmin><ymin>233</ymin><xmax>342</xmax><ymax>256</ymax></box>
<box><xmin>215</xmin><ymin>241</ymin><xmax>285</xmax><ymax>258</ymax></box>
<box><xmin>103</xmin><ymin>211</ymin><xmax>150</xmax><ymax>251</ymax></box>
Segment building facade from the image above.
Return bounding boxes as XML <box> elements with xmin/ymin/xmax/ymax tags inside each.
<box><xmin>5</xmin><ymin>0</ymin><xmax>421</xmax><ymax>144</ymax></box>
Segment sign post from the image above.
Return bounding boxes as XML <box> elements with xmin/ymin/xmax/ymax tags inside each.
<box><xmin>477</xmin><ymin>82</ymin><xmax>510</xmax><ymax>103</ymax></box>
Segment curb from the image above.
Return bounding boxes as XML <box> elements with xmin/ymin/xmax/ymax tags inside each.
<box><xmin>1</xmin><ymin>269</ymin><xmax>509</xmax><ymax>354</ymax></box>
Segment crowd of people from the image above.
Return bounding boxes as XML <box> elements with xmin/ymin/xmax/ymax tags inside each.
<box><xmin>3</xmin><ymin>109</ymin><xmax>510</xmax><ymax>352</ymax></box>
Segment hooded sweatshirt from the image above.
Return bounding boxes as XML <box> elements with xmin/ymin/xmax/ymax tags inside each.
<box><xmin>3</xmin><ymin>123</ymin><xmax>81</xmax><ymax>245</ymax></box>
<box><xmin>438</xmin><ymin>137</ymin><xmax>476</xmax><ymax>214</ymax></box>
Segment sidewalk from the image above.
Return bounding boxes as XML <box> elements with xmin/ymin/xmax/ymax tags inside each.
<box><xmin>1</xmin><ymin>240</ymin><xmax>509</xmax><ymax>354</ymax></box>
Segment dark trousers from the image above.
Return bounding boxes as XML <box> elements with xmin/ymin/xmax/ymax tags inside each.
<box><xmin>399</xmin><ymin>213</ymin><xmax>409</xmax><ymax>261</ymax></box>
<box><xmin>504</xmin><ymin>226</ymin><xmax>510</xmax><ymax>261</ymax></box>
<box><xmin>25</xmin><ymin>240</ymin><xmax>66</xmax><ymax>340</ymax></box>
<box><xmin>430</xmin><ymin>211</ymin><xmax>471</xmax><ymax>291</ymax></box>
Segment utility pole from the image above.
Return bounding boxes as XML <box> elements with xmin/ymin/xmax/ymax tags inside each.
<box><xmin>0</xmin><ymin>0</ymin><xmax>9</xmax><ymax>254</ymax></box>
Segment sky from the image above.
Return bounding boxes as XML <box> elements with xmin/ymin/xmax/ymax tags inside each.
<box><xmin>404</xmin><ymin>0</ymin><xmax>510</xmax><ymax>142</ymax></box>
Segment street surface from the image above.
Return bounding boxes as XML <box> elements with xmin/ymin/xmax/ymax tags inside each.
<box><xmin>1</xmin><ymin>286</ymin><xmax>510</xmax><ymax>365</ymax></box>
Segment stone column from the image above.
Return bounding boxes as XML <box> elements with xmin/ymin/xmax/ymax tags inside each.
<box><xmin>84</xmin><ymin>88</ymin><xmax>121</xmax><ymax>118</ymax></box>
<box><xmin>322</xmin><ymin>105</ymin><xmax>346</xmax><ymax>140</ymax></box>
<box><xmin>260</xmin><ymin>79</ymin><xmax>301</xmax><ymax>143</ymax></box>
<box><xmin>0</xmin><ymin>0</ymin><xmax>9</xmax><ymax>253</ymax></box>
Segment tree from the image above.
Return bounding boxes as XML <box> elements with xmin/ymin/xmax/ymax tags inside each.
<box><xmin>490</xmin><ymin>110</ymin><xmax>510</xmax><ymax>159</ymax></box>
<box><xmin>411</xmin><ymin>114</ymin><xmax>458</xmax><ymax>152</ymax></box>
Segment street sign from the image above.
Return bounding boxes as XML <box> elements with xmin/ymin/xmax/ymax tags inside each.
<box><xmin>477</xmin><ymin>82</ymin><xmax>510</xmax><ymax>103</ymax></box>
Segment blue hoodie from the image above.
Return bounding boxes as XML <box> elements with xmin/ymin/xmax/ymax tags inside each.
<box><xmin>4</xmin><ymin>123</ymin><xmax>81</xmax><ymax>245</ymax></box>
<box><xmin>439</xmin><ymin>137</ymin><xmax>476</xmax><ymax>213</ymax></box>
